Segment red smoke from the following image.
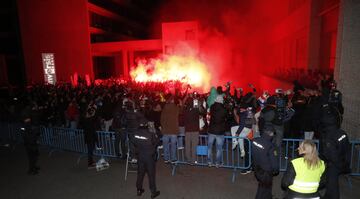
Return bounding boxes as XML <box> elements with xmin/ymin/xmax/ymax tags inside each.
<box><xmin>149</xmin><ymin>0</ymin><xmax>292</xmax><ymax>93</ymax></box>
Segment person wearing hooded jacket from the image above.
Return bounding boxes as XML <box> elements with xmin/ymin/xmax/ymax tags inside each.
<box><xmin>206</xmin><ymin>86</ymin><xmax>218</xmax><ymax>110</ymax></box>
<box><xmin>21</xmin><ymin>102</ymin><xmax>40</xmax><ymax>175</ymax></box>
<box><xmin>133</xmin><ymin>114</ymin><xmax>160</xmax><ymax>199</ymax></box>
<box><xmin>160</xmin><ymin>95</ymin><xmax>180</xmax><ymax>163</ymax></box>
<box><xmin>251</xmin><ymin>124</ymin><xmax>279</xmax><ymax>199</ymax></box>
<box><xmin>207</xmin><ymin>94</ymin><xmax>227</xmax><ymax>167</ymax></box>
<box><xmin>81</xmin><ymin>107</ymin><xmax>99</xmax><ymax>168</ymax></box>
<box><xmin>319</xmin><ymin>104</ymin><xmax>351</xmax><ymax>199</ymax></box>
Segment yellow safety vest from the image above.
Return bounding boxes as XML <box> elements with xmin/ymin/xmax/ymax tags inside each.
<box><xmin>288</xmin><ymin>157</ymin><xmax>325</xmax><ymax>193</ymax></box>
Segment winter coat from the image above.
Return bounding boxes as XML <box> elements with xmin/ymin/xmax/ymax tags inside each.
<box><xmin>82</xmin><ymin>116</ymin><xmax>98</xmax><ymax>144</ymax></box>
<box><xmin>184</xmin><ymin>106</ymin><xmax>200</xmax><ymax>132</ymax></box>
<box><xmin>160</xmin><ymin>103</ymin><xmax>179</xmax><ymax>135</ymax></box>
<box><xmin>208</xmin><ymin>102</ymin><xmax>227</xmax><ymax>135</ymax></box>
<box><xmin>66</xmin><ymin>103</ymin><xmax>79</xmax><ymax>121</ymax></box>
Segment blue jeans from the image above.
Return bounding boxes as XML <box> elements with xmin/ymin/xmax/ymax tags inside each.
<box><xmin>162</xmin><ymin>135</ymin><xmax>178</xmax><ymax>161</ymax></box>
<box><xmin>178</xmin><ymin>126</ymin><xmax>185</xmax><ymax>148</ymax></box>
<box><xmin>207</xmin><ymin>133</ymin><xmax>224</xmax><ymax>164</ymax></box>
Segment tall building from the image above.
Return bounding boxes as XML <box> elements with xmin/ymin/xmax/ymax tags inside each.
<box><xmin>0</xmin><ymin>0</ymin><xmax>25</xmax><ymax>87</ymax></box>
<box><xmin>255</xmin><ymin>0</ymin><xmax>340</xmax><ymax>77</ymax></box>
<box><xmin>16</xmin><ymin>0</ymin><xmax>159</xmax><ymax>84</ymax></box>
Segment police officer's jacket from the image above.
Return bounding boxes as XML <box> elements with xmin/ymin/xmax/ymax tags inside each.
<box><xmin>125</xmin><ymin>110</ymin><xmax>142</xmax><ymax>132</ymax></box>
<box><xmin>251</xmin><ymin>133</ymin><xmax>279</xmax><ymax>172</ymax></box>
<box><xmin>321</xmin><ymin>126</ymin><xmax>351</xmax><ymax>173</ymax></box>
<box><xmin>133</xmin><ymin>126</ymin><xmax>160</xmax><ymax>159</ymax></box>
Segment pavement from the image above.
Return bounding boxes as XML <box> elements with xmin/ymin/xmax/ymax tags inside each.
<box><xmin>1</xmin><ymin>145</ymin><xmax>360</xmax><ymax>199</ymax></box>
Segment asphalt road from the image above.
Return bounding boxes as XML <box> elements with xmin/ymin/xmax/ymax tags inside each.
<box><xmin>1</xmin><ymin>146</ymin><xmax>359</xmax><ymax>199</ymax></box>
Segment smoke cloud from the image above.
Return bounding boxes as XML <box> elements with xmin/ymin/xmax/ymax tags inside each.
<box><xmin>150</xmin><ymin>0</ymin><xmax>288</xmax><ymax>92</ymax></box>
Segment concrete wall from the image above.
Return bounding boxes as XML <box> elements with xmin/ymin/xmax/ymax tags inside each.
<box><xmin>335</xmin><ymin>0</ymin><xmax>360</xmax><ymax>138</ymax></box>
<box><xmin>17</xmin><ymin>0</ymin><xmax>92</xmax><ymax>83</ymax></box>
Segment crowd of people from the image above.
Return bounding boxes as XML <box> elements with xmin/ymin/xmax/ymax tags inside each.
<box><xmin>269</xmin><ymin>67</ymin><xmax>329</xmax><ymax>89</ymax></box>
<box><xmin>0</xmin><ymin>74</ymin><xmax>351</xmax><ymax>199</ymax></box>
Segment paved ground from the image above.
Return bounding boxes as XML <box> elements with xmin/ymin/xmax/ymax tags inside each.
<box><xmin>1</xmin><ymin>146</ymin><xmax>360</xmax><ymax>199</ymax></box>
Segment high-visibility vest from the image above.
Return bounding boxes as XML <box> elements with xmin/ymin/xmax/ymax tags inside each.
<box><xmin>288</xmin><ymin>157</ymin><xmax>325</xmax><ymax>193</ymax></box>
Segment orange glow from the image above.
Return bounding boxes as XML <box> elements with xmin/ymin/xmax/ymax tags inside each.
<box><xmin>130</xmin><ymin>55</ymin><xmax>211</xmax><ymax>92</ymax></box>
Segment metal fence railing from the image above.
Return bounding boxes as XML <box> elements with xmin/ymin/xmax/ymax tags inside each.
<box><xmin>350</xmin><ymin>140</ymin><xmax>360</xmax><ymax>176</ymax></box>
<box><xmin>170</xmin><ymin>134</ymin><xmax>252</xmax><ymax>182</ymax></box>
<box><xmin>279</xmin><ymin>139</ymin><xmax>319</xmax><ymax>172</ymax></box>
<box><xmin>2</xmin><ymin>122</ymin><xmax>360</xmax><ymax>181</ymax></box>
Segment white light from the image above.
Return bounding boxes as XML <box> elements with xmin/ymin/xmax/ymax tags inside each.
<box><xmin>42</xmin><ymin>53</ymin><xmax>57</xmax><ymax>85</ymax></box>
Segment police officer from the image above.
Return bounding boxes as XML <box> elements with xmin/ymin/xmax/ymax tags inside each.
<box><xmin>81</xmin><ymin>107</ymin><xmax>99</xmax><ymax>168</ymax></box>
<box><xmin>21</xmin><ymin>102</ymin><xmax>40</xmax><ymax>175</ymax></box>
<box><xmin>133</xmin><ymin>113</ymin><xmax>160</xmax><ymax>199</ymax></box>
<box><xmin>124</xmin><ymin>100</ymin><xmax>140</xmax><ymax>163</ymax></box>
<box><xmin>251</xmin><ymin>125</ymin><xmax>279</xmax><ymax>199</ymax></box>
<box><xmin>319</xmin><ymin>104</ymin><xmax>351</xmax><ymax>199</ymax></box>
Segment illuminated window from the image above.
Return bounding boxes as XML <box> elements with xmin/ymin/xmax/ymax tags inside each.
<box><xmin>42</xmin><ymin>53</ymin><xmax>56</xmax><ymax>85</ymax></box>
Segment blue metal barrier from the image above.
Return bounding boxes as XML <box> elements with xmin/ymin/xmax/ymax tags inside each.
<box><xmin>279</xmin><ymin>139</ymin><xmax>319</xmax><ymax>172</ymax></box>
<box><xmin>94</xmin><ymin>131</ymin><xmax>117</xmax><ymax>158</ymax></box>
<box><xmin>170</xmin><ymin>134</ymin><xmax>252</xmax><ymax>182</ymax></box>
<box><xmin>40</xmin><ymin>127</ymin><xmax>118</xmax><ymax>160</ymax></box>
<box><xmin>4</xmin><ymin>122</ymin><xmax>360</xmax><ymax>180</ymax></box>
<box><xmin>8</xmin><ymin>123</ymin><xmax>24</xmax><ymax>146</ymax></box>
<box><xmin>350</xmin><ymin>140</ymin><xmax>360</xmax><ymax>176</ymax></box>
<box><xmin>174</xmin><ymin>135</ymin><xmax>251</xmax><ymax>169</ymax></box>
<box><xmin>40</xmin><ymin>127</ymin><xmax>87</xmax><ymax>156</ymax></box>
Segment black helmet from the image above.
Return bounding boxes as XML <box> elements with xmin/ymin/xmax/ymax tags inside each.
<box><xmin>320</xmin><ymin>104</ymin><xmax>341</xmax><ymax>128</ymax></box>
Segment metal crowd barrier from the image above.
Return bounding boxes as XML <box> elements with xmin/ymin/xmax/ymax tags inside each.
<box><xmin>39</xmin><ymin>127</ymin><xmax>87</xmax><ymax>156</ymax></box>
<box><xmin>7</xmin><ymin>123</ymin><xmax>24</xmax><ymax>147</ymax></box>
<box><xmin>279</xmin><ymin>139</ymin><xmax>319</xmax><ymax>172</ymax></box>
<box><xmin>170</xmin><ymin>134</ymin><xmax>252</xmax><ymax>182</ymax></box>
<box><xmin>350</xmin><ymin>140</ymin><xmax>360</xmax><ymax>176</ymax></box>
<box><xmin>94</xmin><ymin>131</ymin><xmax>117</xmax><ymax>158</ymax></box>
<box><xmin>3</xmin><ymin>124</ymin><xmax>119</xmax><ymax>161</ymax></box>
<box><xmin>2</xmin><ymin>122</ymin><xmax>360</xmax><ymax>178</ymax></box>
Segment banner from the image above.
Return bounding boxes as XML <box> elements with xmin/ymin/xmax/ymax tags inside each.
<box><xmin>42</xmin><ymin>53</ymin><xmax>56</xmax><ymax>85</ymax></box>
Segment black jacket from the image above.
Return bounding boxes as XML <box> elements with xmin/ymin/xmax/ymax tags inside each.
<box><xmin>208</xmin><ymin>102</ymin><xmax>227</xmax><ymax>135</ymax></box>
<box><xmin>22</xmin><ymin>125</ymin><xmax>39</xmax><ymax>149</ymax></box>
<box><xmin>184</xmin><ymin>106</ymin><xmax>200</xmax><ymax>132</ymax></box>
<box><xmin>112</xmin><ymin>105</ymin><xmax>125</xmax><ymax>130</ymax></box>
<box><xmin>82</xmin><ymin>116</ymin><xmax>98</xmax><ymax>144</ymax></box>
<box><xmin>251</xmin><ymin>133</ymin><xmax>279</xmax><ymax>172</ymax></box>
<box><xmin>133</xmin><ymin>127</ymin><xmax>160</xmax><ymax>159</ymax></box>
<box><xmin>301</xmin><ymin>96</ymin><xmax>321</xmax><ymax>132</ymax></box>
<box><xmin>321</xmin><ymin>126</ymin><xmax>351</xmax><ymax>173</ymax></box>
<box><xmin>146</xmin><ymin>110</ymin><xmax>162</xmax><ymax>132</ymax></box>
<box><xmin>125</xmin><ymin>110</ymin><xmax>142</xmax><ymax>132</ymax></box>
